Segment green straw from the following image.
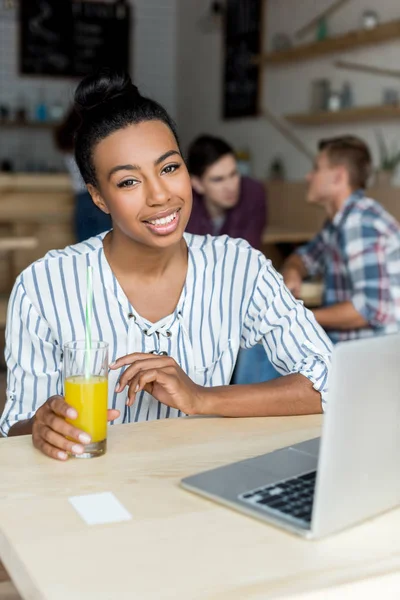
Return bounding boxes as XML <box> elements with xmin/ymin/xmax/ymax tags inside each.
<box><xmin>84</xmin><ymin>265</ymin><xmax>93</xmax><ymax>379</ymax></box>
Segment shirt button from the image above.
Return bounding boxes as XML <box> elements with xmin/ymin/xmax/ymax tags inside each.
<box><xmin>128</xmin><ymin>313</ymin><xmax>136</xmax><ymax>320</ymax></box>
<box><xmin>165</xmin><ymin>331</ymin><xmax>172</xmax><ymax>338</ymax></box>
<box><xmin>159</xmin><ymin>351</ymin><xmax>168</xmax><ymax>356</ymax></box>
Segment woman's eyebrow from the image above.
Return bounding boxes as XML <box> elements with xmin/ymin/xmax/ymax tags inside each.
<box><xmin>108</xmin><ymin>164</ymin><xmax>139</xmax><ymax>179</ymax></box>
<box><xmin>154</xmin><ymin>150</ymin><xmax>181</xmax><ymax>166</ymax></box>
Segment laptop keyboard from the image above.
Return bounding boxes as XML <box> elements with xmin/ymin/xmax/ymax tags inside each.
<box><xmin>238</xmin><ymin>470</ymin><xmax>316</xmax><ymax>526</ymax></box>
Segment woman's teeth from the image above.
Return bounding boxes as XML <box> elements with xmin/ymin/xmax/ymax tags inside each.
<box><xmin>147</xmin><ymin>211</ymin><xmax>177</xmax><ymax>226</ymax></box>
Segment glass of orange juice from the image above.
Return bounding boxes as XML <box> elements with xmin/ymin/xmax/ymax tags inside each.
<box><xmin>64</xmin><ymin>340</ymin><xmax>109</xmax><ymax>458</ymax></box>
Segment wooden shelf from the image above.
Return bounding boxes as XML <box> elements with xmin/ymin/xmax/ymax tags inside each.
<box><xmin>285</xmin><ymin>105</ymin><xmax>400</xmax><ymax>126</ymax></box>
<box><xmin>0</xmin><ymin>120</ymin><xmax>59</xmax><ymax>129</ymax></box>
<box><xmin>262</xmin><ymin>19</ymin><xmax>400</xmax><ymax>65</ymax></box>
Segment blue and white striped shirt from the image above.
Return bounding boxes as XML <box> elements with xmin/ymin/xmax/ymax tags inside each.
<box><xmin>0</xmin><ymin>233</ymin><xmax>332</xmax><ymax>436</ymax></box>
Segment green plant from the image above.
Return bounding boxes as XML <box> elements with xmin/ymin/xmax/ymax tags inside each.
<box><xmin>376</xmin><ymin>131</ymin><xmax>400</xmax><ymax>172</ymax></box>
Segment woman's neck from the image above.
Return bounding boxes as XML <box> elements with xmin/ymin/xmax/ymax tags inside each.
<box><xmin>103</xmin><ymin>229</ymin><xmax>187</xmax><ymax>279</ymax></box>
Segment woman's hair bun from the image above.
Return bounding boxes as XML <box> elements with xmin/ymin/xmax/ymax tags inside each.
<box><xmin>74</xmin><ymin>68</ymin><xmax>141</xmax><ymax>114</ymax></box>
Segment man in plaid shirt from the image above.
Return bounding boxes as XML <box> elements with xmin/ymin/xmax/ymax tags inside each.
<box><xmin>282</xmin><ymin>135</ymin><xmax>400</xmax><ymax>343</ymax></box>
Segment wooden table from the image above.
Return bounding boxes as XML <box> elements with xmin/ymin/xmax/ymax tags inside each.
<box><xmin>1</xmin><ymin>416</ymin><xmax>400</xmax><ymax>600</ymax></box>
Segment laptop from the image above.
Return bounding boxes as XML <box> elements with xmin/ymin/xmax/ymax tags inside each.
<box><xmin>180</xmin><ymin>333</ymin><xmax>400</xmax><ymax>539</ymax></box>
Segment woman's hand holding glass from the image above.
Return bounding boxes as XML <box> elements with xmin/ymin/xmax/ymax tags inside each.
<box><xmin>32</xmin><ymin>396</ymin><xmax>120</xmax><ymax>461</ymax></box>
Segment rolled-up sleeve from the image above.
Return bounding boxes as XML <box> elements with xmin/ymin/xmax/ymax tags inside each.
<box><xmin>241</xmin><ymin>262</ymin><xmax>333</xmax><ymax>409</ymax></box>
<box><xmin>0</xmin><ymin>277</ymin><xmax>62</xmax><ymax>437</ymax></box>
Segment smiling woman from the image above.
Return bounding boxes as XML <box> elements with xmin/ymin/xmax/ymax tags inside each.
<box><xmin>85</xmin><ymin>119</ymin><xmax>191</xmax><ymax>252</ymax></box>
<box><xmin>1</xmin><ymin>68</ymin><xmax>333</xmax><ymax>461</ymax></box>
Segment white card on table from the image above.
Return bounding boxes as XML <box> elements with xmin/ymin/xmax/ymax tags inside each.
<box><xmin>68</xmin><ymin>491</ymin><xmax>132</xmax><ymax>525</ymax></box>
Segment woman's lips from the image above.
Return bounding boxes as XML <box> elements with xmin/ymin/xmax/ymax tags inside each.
<box><xmin>144</xmin><ymin>209</ymin><xmax>181</xmax><ymax>236</ymax></box>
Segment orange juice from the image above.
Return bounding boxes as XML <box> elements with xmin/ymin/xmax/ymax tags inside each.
<box><xmin>65</xmin><ymin>376</ymin><xmax>108</xmax><ymax>442</ymax></box>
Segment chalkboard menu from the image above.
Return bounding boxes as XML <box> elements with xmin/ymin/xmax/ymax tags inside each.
<box><xmin>223</xmin><ymin>0</ymin><xmax>263</xmax><ymax>119</ymax></box>
<box><xmin>20</xmin><ymin>0</ymin><xmax>130</xmax><ymax>77</ymax></box>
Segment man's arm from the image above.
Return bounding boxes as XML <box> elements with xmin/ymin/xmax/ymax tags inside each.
<box><xmin>282</xmin><ymin>253</ymin><xmax>308</xmax><ymax>277</ymax></box>
<box><xmin>282</xmin><ymin>229</ymin><xmax>326</xmax><ymax>297</ymax></box>
<box><xmin>282</xmin><ymin>254</ymin><xmax>308</xmax><ymax>297</ymax></box>
<box><xmin>312</xmin><ymin>302</ymin><xmax>369</xmax><ymax>330</ymax></box>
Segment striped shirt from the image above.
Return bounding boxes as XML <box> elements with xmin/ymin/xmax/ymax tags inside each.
<box><xmin>0</xmin><ymin>233</ymin><xmax>332</xmax><ymax>436</ymax></box>
<box><xmin>296</xmin><ymin>191</ymin><xmax>400</xmax><ymax>343</ymax></box>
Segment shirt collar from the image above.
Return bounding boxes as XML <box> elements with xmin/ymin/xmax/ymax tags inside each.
<box><xmin>332</xmin><ymin>189</ymin><xmax>364</xmax><ymax>228</ymax></box>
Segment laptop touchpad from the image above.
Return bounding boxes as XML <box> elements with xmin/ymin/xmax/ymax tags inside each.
<box><xmin>250</xmin><ymin>446</ymin><xmax>318</xmax><ymax>481</ymax></box>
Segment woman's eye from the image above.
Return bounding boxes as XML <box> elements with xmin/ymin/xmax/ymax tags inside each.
<box><xmin>117</xmin><ymin>179</ymin><xmax>137</xmax><ymax>188</ymax></box>
<box><xmin>162</xmin><ymin>163</ymin><xmax>180</xmax><ymax>175</ymax></box>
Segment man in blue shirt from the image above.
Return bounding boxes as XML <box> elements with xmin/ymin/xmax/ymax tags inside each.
<box><xmin>283</xmin><ymin>135</ymin><xmax>400</xmax><ymax>342</ymax></box>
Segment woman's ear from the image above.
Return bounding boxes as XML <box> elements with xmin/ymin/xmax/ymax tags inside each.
<box><xmin>191</xmin><ymin>176</ymin><xmax>205</xmax><ymax>195</ymax></box>
<box><xmin>87</xmin><ymin>184</ymin><xmax>110</xmax><ymax>215</ymax></box>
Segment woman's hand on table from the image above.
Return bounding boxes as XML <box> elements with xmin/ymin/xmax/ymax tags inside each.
<box><xmin>111</xmin><ymin>353</ymin><xmax>205</xmax><ymax>415</ymax></box>
<box><xmin>32</xmin><ymin>396</ymin><xmax>120</xmax><ymax>461</ymax></box>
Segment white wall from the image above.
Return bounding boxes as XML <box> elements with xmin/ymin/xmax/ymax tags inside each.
<box><xmin>176</xmin><ymin>0</ymin><xmax>400</xmax><ymax>181</ymax></box>
<box><xmin>3</xmin><ymin>0</ymin><xmax>399</xmax><ymax>179</ymax></box>
<box><xmin>0</xmin><ymin>0</ymin><xmax>177</xmax><ymax>172</ymax></box>
<box><xmin>133</xmin><ymin>0</ymin><xmax>177</xmax><ymax>118</ymax></box>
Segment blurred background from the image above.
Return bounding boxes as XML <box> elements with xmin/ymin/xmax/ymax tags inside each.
<box><xmin>1</xmin><ymin>0</ymin><xmax>400</xmax><ymax>408</ymax></box>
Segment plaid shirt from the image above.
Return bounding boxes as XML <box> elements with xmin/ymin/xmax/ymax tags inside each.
<box><xmin>296</xmin><ymin>191</ymin><xmax>400</xmax><ymax>343</ymax></box>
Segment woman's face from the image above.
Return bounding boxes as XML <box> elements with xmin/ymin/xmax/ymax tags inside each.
<box><xmin>89</xmin><ymin>120</ymin><xmax>192</xmax><ymax>248</ymax></box>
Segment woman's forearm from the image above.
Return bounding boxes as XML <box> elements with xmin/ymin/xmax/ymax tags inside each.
<box><xmin>7</xmin><ymin>418</ymin><xmax>34</xmax><ymax>437</ymax></box>
<box><xmin>199</xmin><ymin>374</ymin><xmax>322</xmax><ymax>417</ymax></box>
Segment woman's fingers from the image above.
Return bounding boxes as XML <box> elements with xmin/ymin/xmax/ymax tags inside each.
<box><xmin>110</xmin><ymin>353</ymin><xmax>153</xmax><ymax>370</ymax></box>
<box><xmin>33</xmin><ymin>437</ymin><xmax>69</xmax><ymax>461</ymax></box>
<box><xmin>33</xmin><ymin>405</ymin><xmax>121</xmax><ymax>461</ymax></box>
<box><xmin>41</xmin><ymin>411</ymin><xmax>91</xmax><ymax>444</ymax></box>
<box><xmin>39</xmin><ymin>424</ymin><xmax>86</xmax><ymax>456</ymax></box>
<box><xmin>32</xmin><ymin>394</ymin><xmax>91</xmax><ymax>461</ymax></box>
<box><xmin>47</xmin><ymin>395</ymin><xmax>78</xmax><ymax>420</ymax></box>
<box><xmin>107</xmin><ymin>409</ymin><xmax>120</xmax><ymax>422</ymax></box>
<box><xmin>126</xmin><ymin>367</ymin><xmax>177</xmax><ymax>406</ymax></box>
<box><xmin>116</xmin><ymin>356</ymin><xmax>176</xmax><ymax>392</ymax></box>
